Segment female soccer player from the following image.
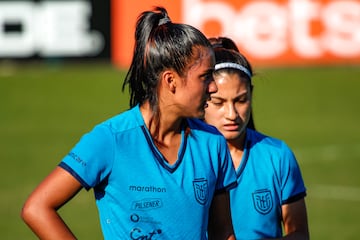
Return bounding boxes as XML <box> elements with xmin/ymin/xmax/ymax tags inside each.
<box><xmin>205</xmin><ymin>37</ymin><xmax>309</xmax><ymax>239</ymax></box>
<box><xmin>21</xmin><ymin>8</ymin><xmax>237</xmax><ymax>240</ymax></box>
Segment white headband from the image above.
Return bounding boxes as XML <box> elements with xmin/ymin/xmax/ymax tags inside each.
<box><xmin>214</xmin><ymin>62</ymin><xmax>252</xmax><ymax>79</ymax></box>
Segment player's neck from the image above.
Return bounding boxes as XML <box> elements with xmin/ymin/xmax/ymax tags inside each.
<box><xmin>140</xmin><ymin>101</ymin><xmax>182</xmax><ymax>145</ymax></box>
<box><xmin>227</xmin><ymin>132</ymin><xmax>246</xmax><ymax>169</ymax></box>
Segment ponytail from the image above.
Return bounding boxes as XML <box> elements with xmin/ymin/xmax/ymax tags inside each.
<box><xmin>122</xmin><ymin>6</ymin><xmax>211</xmax><ymax>109</ymax></box>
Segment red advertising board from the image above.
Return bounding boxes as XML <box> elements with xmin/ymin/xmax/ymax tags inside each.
<box><xmin>111</xmin><ymin>0</ymin><xmax>360</xmax><ymax>68</ymax></box>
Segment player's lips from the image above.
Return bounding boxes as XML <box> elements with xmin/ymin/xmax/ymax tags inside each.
<box><xmin>223</xmin><ymin>123</ymin><xmax>239</xmax><ymax>131</ymax></box>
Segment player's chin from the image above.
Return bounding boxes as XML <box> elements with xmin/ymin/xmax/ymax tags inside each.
<box><xmin>188</xmin><ymin>103</ymin><xmax>207</xmax><ymax>119</ymax></box>
<box><xmin>194</xmin><ymin>108</ymin><xmax>206</xmax><ymax>119</ymax></box>
<box><xmin>199</xmin><ymin>102</ymin><xmax>209</xmax><ymax>114</ymax></box>
<box><xmin>222</xmin><ymin>133</ymin><xmax>239</xmax><ymax>141</ymax></box>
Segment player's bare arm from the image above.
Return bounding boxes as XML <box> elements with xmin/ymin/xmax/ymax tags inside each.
<box><xmin>21</xmin><ymin>167</ymin><xmax>83</xmax><ymax>240</ymax></box>
<box><xmin>263</xmin><ymin>199</ymin><xmax>309</xmax><ymax>240</ymax></box>
<box><xmin>281</xmin><ymin>199</ymin><xmax>309</xmax><ymax>239</ymax></box>
<box><xmin>208</xmin><ymin>191</ymin><xmax>235</xmax><ymax>240</ymax></box>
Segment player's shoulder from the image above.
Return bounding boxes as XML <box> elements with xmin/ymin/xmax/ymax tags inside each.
<box><xmin>247</xmin><ymin>128</ymin><xmax>291</xmax><ymax>152</ymax></box>
<box><xmin>96</xmin><ymin>106</ymin><xmax>143</xmax><ymax>134</ymax></box>
<box><xmin>187</xmin><ymin>118</ymin><xmax>224</xmax><ymax>136</ymax></box>
<box><xmin>247</xmin><ymin>129</ymin><xmax>297</xmax><ymax>170</ymax></box>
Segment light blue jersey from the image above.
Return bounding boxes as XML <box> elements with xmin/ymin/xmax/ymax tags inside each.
<box><xmin>231</xmin><ymin>129</ymin><xmax>306</xmax><ymax>239</ymax></box>
<box><xmin>59</xmin><ymin>105</ymin><xmax>237</xmax><ymax>239</ymax></box>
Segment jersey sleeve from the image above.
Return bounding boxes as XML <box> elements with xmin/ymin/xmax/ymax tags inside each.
<box><xmin>215</xmin><ymin>136</ymin><xmax>237</xmax><ymax>193</ymax></box>
<box><xmin>59</xmin><ymin>124</ymin><xmax>115</xmax><ymax>190</ymax></box>
<box><xmin>280</xmin><ymin>142</ymin><xmax>307</xmax><ymax>204</ymax></box>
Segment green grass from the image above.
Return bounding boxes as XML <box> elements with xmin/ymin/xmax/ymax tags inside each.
<box><xmin>1</xmin><ymin>61</ymin><xmax>359</xmax><ymax>239</ymax></box>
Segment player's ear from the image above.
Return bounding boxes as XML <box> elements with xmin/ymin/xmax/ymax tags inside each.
<box><xmin>162</xmin><ymin>70</ymin><xmax>176</xmax><ymax>93</ymax></box>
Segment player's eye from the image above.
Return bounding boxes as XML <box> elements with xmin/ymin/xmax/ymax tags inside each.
<box><xmin>210</xmin><ymin>99</ymin><xmax>223</xmax><ymax>106</ymax></box>
<box><xmin>236</xmin><ymin>93</ymin><xmax>250</xmax><ymax>104</ymax></box>
<box><xmin>237</xmin><ymin>97</ymin><xmax>248</xmax><ymax>103</ymax></box>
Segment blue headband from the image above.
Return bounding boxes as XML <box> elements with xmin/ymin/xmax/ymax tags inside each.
<box><xmin>214</xmin><ymin>62</ymin><xmax>252</xmax><ymax>79</ymax></box>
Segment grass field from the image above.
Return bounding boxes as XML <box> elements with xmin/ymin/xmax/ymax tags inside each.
<box><xmin>1</xmin><ymin>61</ymin><xmax>359</xmax><ymax>239</ymax></box>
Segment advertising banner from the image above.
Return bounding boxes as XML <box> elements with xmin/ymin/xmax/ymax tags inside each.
<box><xmin>112</xmin><ymin>0</ymin><xmax>360</xmax><ymax>68</ymax></box>
<box><xmin>0</xmin><ymin>0</ymin><xmax>110</xmax><ymax>59</ymax></box>
<box><xmin>1</xmin><ymin>0</ymin><xmax>359</xmax><ymax>67</ymax></box>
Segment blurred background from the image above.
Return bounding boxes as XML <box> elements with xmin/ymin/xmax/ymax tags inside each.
<box><xmin>1</xmin><ymin>0</ymin><xmax>359</xmax><ymax>239</ymax></box>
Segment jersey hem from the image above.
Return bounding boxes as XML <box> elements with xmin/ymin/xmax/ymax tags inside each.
<box><xmin>283</xmin><ymin>191</ymin><xmax>307</xmax><ymax>204</ymax></box>
<box><xmin>58</xmin><ymin>162</ymin><xmax>91</xmax><ymax>190</ymax></box>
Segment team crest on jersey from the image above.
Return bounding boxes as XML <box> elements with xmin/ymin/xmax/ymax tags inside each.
<box><xmin>193</xmin><ymin>178</ymin><xmax>208</xmax><ymax>205</ymax></box>
<box><xmin>252</xmin><ymin>189</ymin><xmax>273</xmax><ymax>215</ymax></box>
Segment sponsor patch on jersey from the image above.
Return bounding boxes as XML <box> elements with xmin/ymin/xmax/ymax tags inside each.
<box><xmin>252</xmin><ymin>189</ymin><xmax>273</xmax><ymax>214</ymax></box>
<box><xmin>68</xmin><ymin>152</ymin><xmax>86</xmax><ymax>167</ymax></box>
<box><xmin>131</xmin><ymin>198</ymin><xmax>163</xmax><ymax>211</ymax></box>
<box><xmin>193</xmin><ymin>178</ymin><xmax>208</xmax><ymax>205</ymax></box>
